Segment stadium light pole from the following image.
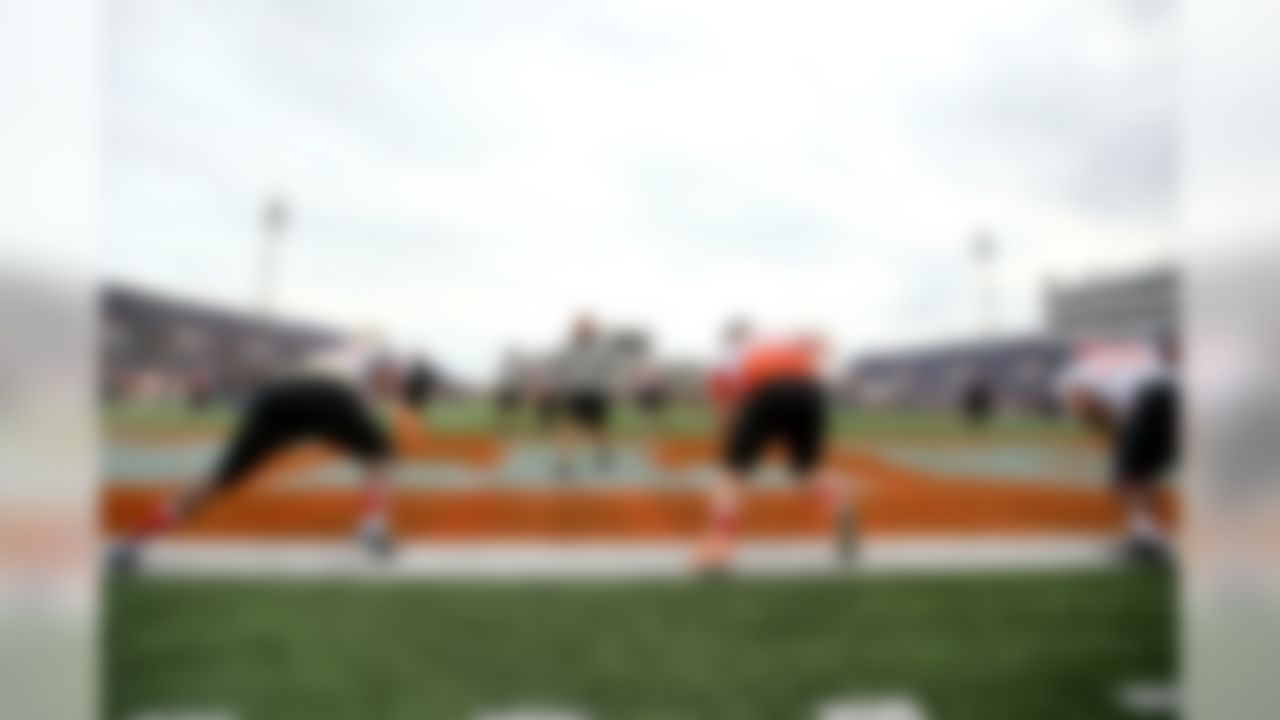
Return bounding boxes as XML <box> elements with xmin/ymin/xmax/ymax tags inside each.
<box><xmin>972</xmin><ymin>230</ymin><xmax>997</xmax><ymax>338</ymax></box>
<box><xmin>257</xmin><ymin>194</ymin><xmax>289</xmax><ymax>321</ymax></box>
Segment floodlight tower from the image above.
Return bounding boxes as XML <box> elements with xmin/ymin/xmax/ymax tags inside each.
<box><xmin>257</xmin><ymin>194</ymin><xmax>289</xmax><ymax>320</ymax></box>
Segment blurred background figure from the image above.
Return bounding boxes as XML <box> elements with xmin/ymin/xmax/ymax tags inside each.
<box><xmin>530</xmin><ymin>358</ymin><xmax>558</xmax><ymax>435</ymax></box>
<box><xmin>401</xmin><ymin>351</ymin><xmax>440</xmax><ymax>411</ymax></box>
<box><xmin>1057</xmin><ymin>335</ymin><xmax>1180</xmax><ymax>562</ymax></box>
<box><xmin>547</xmin><ymin>314</ymin><xmax>618</xmax><ymax>480</ymax></box>
<box><xmin>493</xmin><ymin>348</ymin><xmax>525</xmax><ymax>435</ymax></box>
<box><xmin>394</xmin><ymin>350</ymin><xmax>443</xmax><ymax>445</ymax></box>
<box><xmin>184</xmin><ymin>367</ymin><xmax>215</xmax><ymax>413</ymax></box>
<box><xmin>959</xmin><ymin>368</ymin><xmax>995</xmax><ymax>429</ymax></box>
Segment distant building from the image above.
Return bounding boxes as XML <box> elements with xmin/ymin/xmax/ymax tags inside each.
<box><xmin>1045</xmin><ymin>266</ymin><xmax>1180</xmax><ymax>341</ymax></box>
<box><xmin>101</xmin><ymin>283</ymin><xmax>340</xmax><ymax>402</ymax></box>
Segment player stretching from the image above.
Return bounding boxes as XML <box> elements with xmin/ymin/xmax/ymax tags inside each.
<box><xmin>1057</xmin><ymin>335</ymin><xmax>1180</xmax><ymax>562</ymax></box>
<box><xmin>401</xmin><ymin>351</ymin><xmax>440</xmax><ymax>411</ymax></box>
<box><xmin>547</xmin><ymin>315</ymin><xmax>618</xmax><ymax>480</ymax></box>
<box><xmin>694</xmin><ymin>323</ymin><xmax>856</xmax><ymax>572</ymax></box>
<box><xmin>109</xmin><ymin>336</ymin><xmax>402</xmax><ymax>571</ymax></box>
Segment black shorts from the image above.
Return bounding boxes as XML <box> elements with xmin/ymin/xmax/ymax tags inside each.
<box><xmin>637</xmin><ymin>387</ymin><xmax>668</xmax><ymax>414</ymax></box>
<box><xmin>212</xmin><ymin>377</ymin><xmax>390</xmax><ymax>488</ymax></box>
<box><xmin>550</xmin><ymin>390</ymin><xmax>611</xmax><ymax>431</ymax></box>
<box><xmin>723</xmin><ymin>378</ymin><xmax>827</xmax><ymax>475</ymax></box>
<box><xmin>961</xmin><ymin>384</ymin><xmax>993</xmax><ymax>424</ymax></box>
<box><xmin>402</xmin><ymin>368</ymin><xmax>437</xmax><ymax>408</ymax></box>
<box><xmin>1114</xmin><ymin>381</ymin><xmax>1179</xmax><ymax>483</ymax></box>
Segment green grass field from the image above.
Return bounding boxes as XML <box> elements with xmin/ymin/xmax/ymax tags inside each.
<box><xmin>105</xmin><ymin>398</ymin><xmax>1088</xmax><ymax>444</ymax></box>
<box><xmin>103</xmin><ymin>399</ymin><xmax>1140</xmax><ymax>719</ymax></box>
<box><xmin>107</xmin><ymin>570</ymin><xmax>1173</xmax><ymax>720</ymax></box>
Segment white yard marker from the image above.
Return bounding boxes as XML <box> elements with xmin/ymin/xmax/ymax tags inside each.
<box><xmin>817</xmin><ymin>695</ymin><xmax>930</xmax><ymax>720</ymax></box>
<box><xmin>1117</xmin><ymin>681</ymin><xmax>1178</xmax><ymax>716</ymax></box>
<box><xmin>474</xmin><ymin>708</ymin><xmax>587</xmax><ymax>720</ymax></box>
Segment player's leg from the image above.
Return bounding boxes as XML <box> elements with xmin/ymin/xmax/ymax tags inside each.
<box><xmin>694</xmin><ymin>392</ymin><xmax>766</xmax><ymax>572</ymax></box>
<box><xmin>109</xmin><ymin>384</ymin><xmax>297</xmax><ymax>570</ymax></box>
<box><xmin>1114</xmin><ymin>382</ymin><xmax>1177</xmax><ymax>560</ymax></box>
<box><xmin>354</xmin><ymin>459</ymin><xmax>394</xmax><ymax>556</ymax></box>
<box><xmin>1119</xmin><ymin>482</ymin><xmax>1164</xmax><ymax>548</ymax></box>
<box><xmin>585</xmin><ymin>392</ymin><xmax>613</xmax><ymax>471</ymax></box>
<box><xmin>311</xmin><ymin>384</ymin><xmax>397</xmax><ymax>556</ymax></box>
<box><xmin>550</xmin><ymin>393</ymin><xmax>583</xmax><ymax>481</ymax></box>
<box><xmin>694</xmin><ymin>468</ymin><xmax>747</xmax><ymax>571</ymax></box>
<box><xmin>784</xmin><ymin>382</ymin><xmax>855</xmax><ymax>563</ymax></box>
<box><xmin>170</xmin><ymin>391</ymin><xmax>295</xmax><ymax>531</ymax></box>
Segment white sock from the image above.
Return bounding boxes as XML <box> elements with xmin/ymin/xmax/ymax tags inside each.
<box><xmin>360</xmin><ymin>513</ymin><xmax>387</xmax><ymax>534</ymax></box>
<box><xmin>1128</xmin><ymin>510</ymin><xmax>1163</xmax><ymax>545</ymax></box>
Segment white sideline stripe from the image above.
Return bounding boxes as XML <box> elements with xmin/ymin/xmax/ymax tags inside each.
<box><xmin>1117</xmin><ymin>681</ymin><xmax>1178</xmax><ymax>715</ymax></box>
<box><xmin>131</xmin><ymin>536</ymin><xmax>1124</xmax><ymax>580</ymax></box>
<box><xmin>818</xmin><ymin>695</ymin><xmax>930</xmax><ymax>720</ymax></box>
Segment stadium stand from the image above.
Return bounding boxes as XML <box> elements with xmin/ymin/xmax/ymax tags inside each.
<box><xmin>849</xmin><ymin>267</ymin><xmax>1182</xmax><ymax>415</ymax></box>
<box><xmin>848</xmin><ymin>336</ymin><xmax>1069</xmax><ymax>414</ymax></box>
<box><xmin>101</xmin><ymin>283</ymin><xmax>340</xmax><ymax>404</ymax></box>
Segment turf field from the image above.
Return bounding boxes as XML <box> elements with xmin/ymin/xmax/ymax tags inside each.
<box><xmin>104</xmin><ymin>398</ymin><xmax>1088</xmax><ymax>443</ymax></box>
<box><xmin>103</xmin><ymin>399</ymin><xmax>1174</xmax><ymax>719</ymax></box>
<box><xmin>106</xmin><ymin>570</ymin><xmax>1173</xmax><ymax>720</ymax></box>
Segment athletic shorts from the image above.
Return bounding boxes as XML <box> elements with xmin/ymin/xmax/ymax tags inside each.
<box><xmin>402</xmin><ymin>370</ymin><xmax>437</xmax><ymax>408</ymax></box>
<box><xmin>723</xmin><ymin>378</ymin><xmax>827</xmax><ymax>475</ymax></box>
<box><xmin>1114</xmin><ymin>380</ymin><xmax>1179</xmax><ymax>484</ymax></box>
<box><xmin>637</xmin><ymin>387</ymin><xmax>668</xmax><ymax>413</ymax></box>
<box><xmin>549</xmin><ymin>390</ymin><xmax>611</xmax><ymax>431</ymax></box>
<box><xmin>212</xmin><ymin>377</ymin><xmax>390</xmax><ymax>487</ymax></box>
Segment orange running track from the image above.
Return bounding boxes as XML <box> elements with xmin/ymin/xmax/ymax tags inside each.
<box><xmin>102</xmin><ymin>416</ymin><xmax>1178</xmax><ymax>541</ymax></box>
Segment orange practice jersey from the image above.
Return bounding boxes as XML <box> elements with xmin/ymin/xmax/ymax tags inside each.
<box><xmin>710</xmin><ymin>338</ymin><xmax>819</xmax><ymax>408</ymax></box>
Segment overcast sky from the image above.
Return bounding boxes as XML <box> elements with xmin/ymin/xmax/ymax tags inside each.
<box><xmin>105</xmin><ymin>0</ymin><xmax>1176</xmax><ymax>379</ymax></box>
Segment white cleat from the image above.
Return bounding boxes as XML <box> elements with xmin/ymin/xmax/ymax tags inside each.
<box><xmin>106</xmin><ymin>540</ymin><xmax>143</xmax><ymax>576</ymax></box>
<box><xmin>835</xmin><ymin>509</ymin><xmax>860</xmax><ymax>566</ymax></box>
<box><xmin>357</xmin><ymin>519</ymin><xmax>396</xmax><ymax>560</ymax></box>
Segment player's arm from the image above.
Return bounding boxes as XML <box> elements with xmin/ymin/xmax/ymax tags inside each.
<box><xmin>1063</xmin><ymin>387</ymin><xmax>1115</xmax><ymax>440</ymax></box>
